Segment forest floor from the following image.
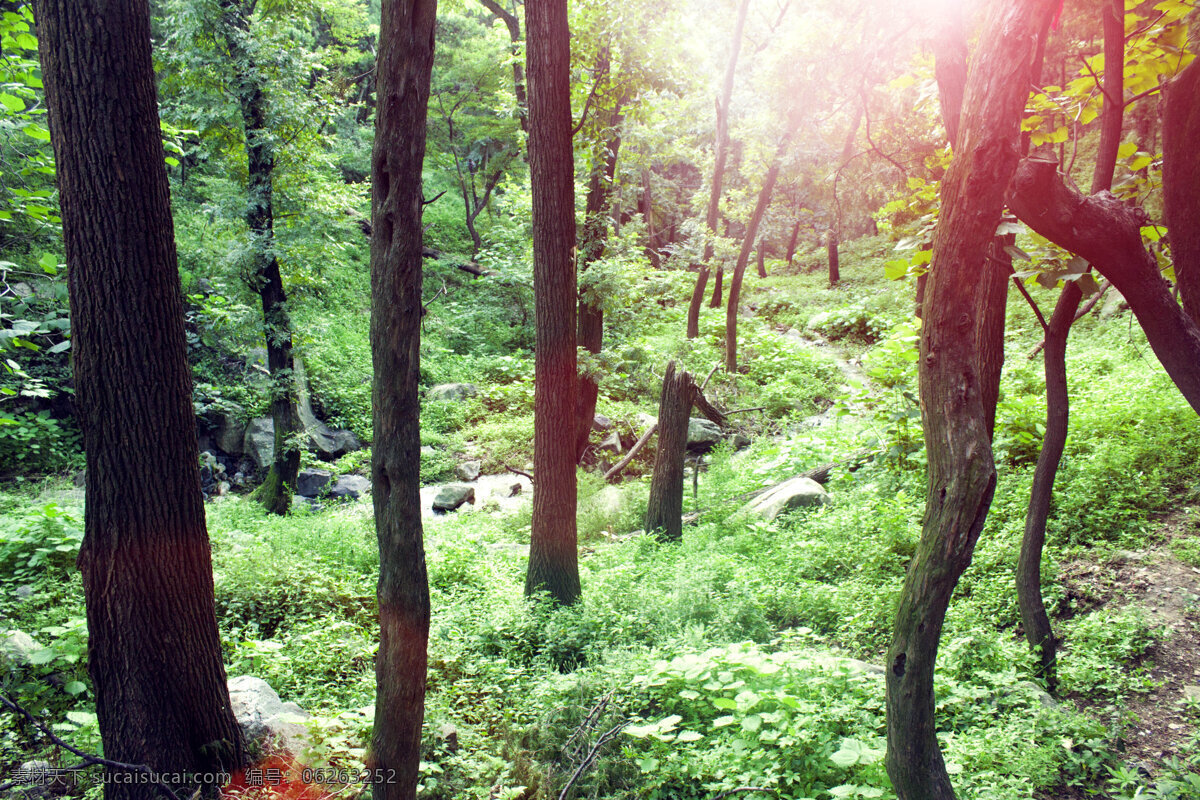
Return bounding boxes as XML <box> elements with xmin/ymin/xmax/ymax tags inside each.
<box><xmin>1061</xmin><ymin>511</ymin><xmax>1200</xmax><ymax>774</ymax></box>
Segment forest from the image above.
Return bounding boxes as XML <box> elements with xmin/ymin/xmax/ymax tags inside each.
<box><xmin>2</xmin><ymin>0</ymin><xmax>1200</xmax><ymax>798</ymax></box>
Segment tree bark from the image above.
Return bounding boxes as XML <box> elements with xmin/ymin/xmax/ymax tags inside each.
<box><xmin>525</xmin><ymin>0</ymin><xmax>580</xmax><ymax>606</ymax></box>
<box><xmin>479</xmin><ymin>0</ymin><xmax>527</xmax><ymax>131</ymax></box>
<box><xmin>826</xmin><ymin>232</ymin><xmax>840</xmax><ymax>286</ymax></box>
<box><xmin>35</xmin><ymin>2</ymin><xmax>247</xmax><ymax>796</ymax></box>
<box><xmin>785</xmin><ymin>216</ymin><xmax>802</xmax><ymax>268</ymax></box>
<box><xmin>1163</xmin><ymin>59</ymin><xmax>1200</xmax><ymax>326</ymax></box>
<box><xmin>222</xmin><ymin>2</ymin><xmax>301</xmax><ymax>515</ymax></box>
<box><xmin>644</xmin><ymin>362</ymin><xmax>695</xmax><ymax>541</ymax></box>
<box><xmin>885</xmin><ymin>2</ymin><xmax>1057</xmax><ymax>798</ymax></box>
<box><xmin>368</xmin><ymin>1</ymin><xmax>437</xmax><ymax>797</ymax></box>
<box><xmin>686</xmin><ymin>0</ymin><xmax>749</xmax><ymax>339</ymax></box>
<box><xmin>1007</xmin><ymin>157</ymin><xmax>1200</xmax><ymax>416</ymax></box>
<box><xmin>725</xmin><ymin>123</ymin><xmax>796</xmax><ymax>372</ymax></box>
<box><xmin>756</xmin><ymin>244</ymin><xmax>767</xmax><ymax>279</ymax></box>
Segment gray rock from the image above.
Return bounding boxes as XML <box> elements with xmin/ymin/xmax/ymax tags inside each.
<box><xmin>636</xmin><ymin>412</ymin><xmax>657</xmax><ymax>430</ymax></box>
<box><xmin>455</xmin><ymin>460</ymin><xmax>482</xmax><ymax>482</ymax></box>
<box><xmin>731</xmin><ymin>433</ymin><xmax>752</xmax><ymax>450</ymax></box>
<box><xmin>10</xmin><ymin>282</ymin><xmax>33</xmax><ymax>299</ymax></box>
<box><xmin>297</xmin><ymin>468</ymin><xmax>333</xmax><ymax>497</ymax></box>
<box><xmin>428</xmin><ymin>383</ymin><xmax>478</xmax><ymax>402</ymax></box>
<box><xmin>433</xmin><ymin>483</ymin><xmax>475</xmax><ymax>512</ymax></box>
<box><xmin>592</xmin><ymin>414</ymin><xmax>613</xmax><ymax>431</ymax></box>
<box><xmin>686</xmin><ymin>418</ymin><xmax>723</xmax><ymax>451</ymax></box>
<box><xmin>15</xmin><ymin>584</ymin><xmax>34</xmax><ymax>600</ymax></box>
<box><xmin>215</xmin><ymin>481</ymin><xmax>231</xmax><ymax>497</ymax></box>
<box><xmin>597</xmin><ymin>430</ymin><xmax>622</xmax><ymax>454</ymax></box>
<box><xmin>215</xmin><ymin>406</ymin><xmax>247</xmax><ymax>455</ymax></box>
<box><xmin>1</xmin><ymin>630</ymin><xmax>41</xmax><ymax>670</ymax></box>
<box><xmin>1099</xmin><ymin>288</ymin><xmax>1128</xmax><ymax>320</ymax></box>
<box><xmin>293</xmin><ymin>358</ymin><xmax>362</xmax><ymax>459</ymax></box>
<box><xmin>741</xmin><ymin>476</ymin><xmax>830</xmax><ymax>521</ymax></box>
<box><xmin>72</xmin><ymin>469</ymin><xmax>86</xmax><ymax>488</ymax></box>
<box><xmin>1185</xmin><ymin>685</ymin><xmax>1200</xmax><ymax>702</ymax></box>
<box><xmin>227</xmin><ymin>675</ymin><xmax>310</xmax><ymax>755</ymax></box>
<box><xmin>242</xmin><ymin>417</ymin><xmax>275</xmax><ymax>469</ymax></box>
<box><xmin>329</xmin><ymin>475</ymin><xmax>371</xmax><ymax>500</ymax></box>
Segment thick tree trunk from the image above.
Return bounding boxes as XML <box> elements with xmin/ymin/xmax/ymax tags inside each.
<box><xmin>644</xmin><ymin>362</ymin><xmax>695</xmax><ymax>541</ymax></box>
<box><xmin>976</xmin><ymin>239</ymin><xmax>1010</xmax><ymax>438</ymax></box>
<box><xmin>1007</xmin><ymin>158</ymin><xmax>1200</xmax><ymax>416</ymax></box>
<box><xmin>525</xmin><ymin>0</ymin><xmax>580</xmax><ymax>606</ymax></box>
<box><xmin>1163</xmin><ymin>60</ymin><xmax>1200</xmax><ymax>326</ymax></box>
<box><xmin>725</xmin><ymin>125</ymin><xmax>795</xmax><ymax>372</ymax></box>
<box><xmin>35</xmin><ymin>2</ymin><xmax>247</xmax><ymax>796</ymax></box>
<box><xmin>223</xmin><ymin>4</ymin><xmax>301</xmax><ymax>515</ymax></box>
<box><xmin>367</xmin><ymin>2</ymin><xmax>437</xmax><ymax>798</ymax></box>
<box><xmin>686</xmin><ymin>0</ymin><xmax>749</xmax><ymax>339</ymax></box>
<box><xmin>885</xmin><ymin>2</ymin><xmax>1057</xmax><ymax>798</ymax></box>
<box><xmin>826</xmin><ymin>233</ymin><xmax>840</xmax><ymax>286</ymax></box>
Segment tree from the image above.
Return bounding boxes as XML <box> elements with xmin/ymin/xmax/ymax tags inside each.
<box><xmin>884</xmin><ymin>1</ymin><xmax>1057</xmax><ymax>798</ymax></box>
<box><xmin>34</xmin><ymin>0</ymin><xmax>247</xmax><ymax>795</ymax></box>
<box><xmin>367</xmin><ymin>0</ymin><xmax>437</xmax><ymax>795</ymax></box>
<box><xmin>643</xmin><ymin>361</ymin><xmax>694</xmax><ymax>540</ymax></box>
<box><xmin>524</xmin><ymin>0</ymin><xmax>580</xmax><ymax>606</ymax></box>
<box><xmin>1163</xmin><ymin>59</ymin><xmax>1200</xmax><ymax>326</ymax></box>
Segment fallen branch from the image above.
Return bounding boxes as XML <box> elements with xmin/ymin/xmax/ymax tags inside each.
<box><xmin>724</xmin><ymin>406</ymin><xmax>764</xmax><ymax>416</ymax></box>
<box><xmin>604</xmin><ymin>423</ymin><xmax>656</xmax><ymax>482</ymax></box>
<box><xmin>692</xmin><ymin>391</ymin><xmax>727</xmax><ymax>426</ymax></box>
<box><xmin>502</xmin><ymin>463</ymin><xmax>533</xmax><ymax>481</ymax></box>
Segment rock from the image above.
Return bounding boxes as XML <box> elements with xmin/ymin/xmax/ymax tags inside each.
<box><xmin>592</xmin><ymin>414</ymin><xmax>613</xmax><ymax>432</ymax></box>
<box><xmin>242</xmin><ymin>417</ymin><xmax>275</xmax><ymax>469</ymax></box>
<box><xmin>199</xmin><ymin>451</ymin><xmax>218</xmax><ymax>486</ymax></box>
<box><xmin>455</xmin><ymin>460</ymin><xmax>482</xmax><ymax>482</ymax></box>
<box><xmin>741</xmin><ymin>476</ymin><xmax>830</xmax><ymax>521</ymax></box>
<box><xmin>215</xmin><ymin>481</ymin><xmax>231</xmax><ymax>496</ymax></box>
<box><xmin>10</xmin><ymin>282</ymin><xmax>33</xmax><ymax>299</ymax></box>
<box><xmin>433</xmin><ymin>483</ymin><xmax>475</xmax><ymax>512</ymax></box>
<box><xmin>1099</xmin><ymin>288</ymin><xmax>1128</xmax><ymax>320</ymax></box>
<box><xmin>293</xmin><ymin>358</ymin><xmax>362</xmax><ymax>460</ymax></box>
<box><xmin>297</xmin><ymin>468</ymin><xmax>333</xmax><ymax>497</ymax></box>
<box><xmin>72</xmin><ymin>469</ymin><xmax>86</xmax><ymax>488</ymax></box>
<box><xmin>686</xmin><ymin>418</ymin><xmax>723</xmax><ymax>452</ymax></box>
<box><xmin>12</xmin><ymin>759</ymin><xmax>66</xmax><ymax>796</ymax></box>
<box><xmin>15</xmin><ymin>584</ymin><xmax>34</xmax><ymax>600</ymax></box>
<box><xmin>428</xmin><ymin>383</ymin><xmax>478</xmax><ymax>402</ymax></box>
<box><xmin>215</xmin><ymin>406</ymin><xmax>247</xmax><ymax>455</ymax></box>
<box><xmin>1184</xmin><ymin>685</ymin><xmax>1200</xmax><ymax>702</ymax></box>
<box><xmin>597</xmin><ymin>430</ymin><xmax>622</xmax><ymax>454</ymax></box>
<box><xmin>1</xmin><ymin>629</ymin><xmax>41</xmax><ymax>669</ymax></box>
<box><xmin>731</xmin><ymin>433</ymin><xmax>752</xmax><ymax>450</ymax></box>
<box><xmin>227</xmin><ymin>675</ymin><xmax>310</xmax><ymax>755</ymax></box>
<box><xmin>436</xmin><ymin>723</ymin><xmax>459</xmax><ymax>753</ymax></box>
<box><xmin>329</xmin><ymin>475</ymin><xmax>371</xmax><ymax>500</ymax></box>
<box><xmin>636</xmin><ymin>412</ymin><xmax>657</xmax><ymax>430</ymax></box>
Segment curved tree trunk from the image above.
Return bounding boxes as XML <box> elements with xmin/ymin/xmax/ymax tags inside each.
<box><xmin>36</xmin><ymin>1</ymin><xmax>247</xmax><ymax>795</ymax></box>
<box><xmin>644</xmin><ymin>362</ymin><xmax>695</xmax><ymax>541</ymax></box>
<box><xmin>685</xmin><ymin>0</ymin><xmax>749</xmax><ymax>339</ymax></box>
<box><xmin>368</xmin><ymin>1</ymin><xmax>437</xmax><ymax>798</ymax></box>
<box><xmin>1163</xmin><ymin>59</ymin><xmax>1200</xmax><ymax>326</ymax></box>
<box><xmin>885</xmin><ymin>2</ymin><xmax>1057</xmax><ymax>798</ymax></box>
<box><xmin>525</xmin><ymin>0</ymin><xmax>580</xmax><ymax>606</ymax></box>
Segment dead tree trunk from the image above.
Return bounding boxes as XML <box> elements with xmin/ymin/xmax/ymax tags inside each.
<box><xmin>644</xmin><ymin>362</ymin><xmax>695</xmax><ymax>541</ymax></box>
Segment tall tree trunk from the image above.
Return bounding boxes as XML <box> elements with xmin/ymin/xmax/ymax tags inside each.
<box><xmin>686</xmin><ymin>0</ymin><xmax>749</xmax><ymax>339</ymax></box>
<box><xmin>826</xmin><ymin>231</ymin><xmax>840</xmax><ymax>286</ymax></box>
<box><xmin>644</xmin><ymin>362</ymin><xmax>695</xmax><ymax>541</ymax></box>
<box><xmin>367</xmin><ymin>1</ymin><xmax>437</xmax><ymax>798</ymax></box>
<box><xmin>576</xmin><ymin>85</ymin><xmax>626</xmax><ymax>463</ymax></box>
<box><xmin>525</xmin><ymin>0</ymin><xmax>579</xmax><ymax>606</ymax></box>
<box><xmin>223</xmin><ymin>3</ymin><xmax>301</xmax><ymax>515</ymax></box>
<box><xmin>642</xmin><ymin>168</ymin><xmax>661</xmax><ymax>267</ymax></box>
<box><xmin>480</xmin><ymin>0</ymin><xmax>527</xmax><ymax>132</ymax></box>
<box><xmin>1018</xmin><ymin>0</ymin><xmax>1123</xmax><ymax>693</ymax></box>
<box><xmin>756</xmin><ymin>243</ymin><xmax>767</xmax><ymax>278</ymax></box>
<box><xmin>785</xmin><ymin>216</ymin><xmax>802</xmax><ymax>268</ymax></box>
<box><xmin>885</xmin><ymin>2</ymin><xmax>1057</xmax><ymax>798</ymax></box>
<box><xmin>1163</xmin><ymin>60</ymin><xmax>1200</xmax><ymax>326</ymax></box>
<box><xmin>35</xmin><ymin>2</ymin><xmax>247</xmax><ymax>796</ymax></box>
<box><xmin>725</xmin><ymin>123</ymin><xmax>795</xmax><ymax>372</ymax></box>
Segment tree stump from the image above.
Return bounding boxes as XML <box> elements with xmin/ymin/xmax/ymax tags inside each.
<box><xmin>644</xmin><ymin>362</ymin><xmax>696</xmax><ymax>541</ymax></box>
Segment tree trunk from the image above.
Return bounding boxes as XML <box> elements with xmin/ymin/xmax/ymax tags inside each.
<box><xmin>367</xmin><ymin>2</ymin><xmax>437</xmax><ymax>798</ymax></box>
<box><xmin>826</xmin><ymin>232</ymin><xmax>839</xmax><ymax>286</ymax></box>
<box><xmin>725</xmin><ymin>124</ymin><xmax>795</xmax><ymax>372</ymax></box>
<box><xmin>480</xmin><ymin>0</ymin><xmax>526</xmax><ymax>131</ymax></box>
<box><xmin>785</xmin><ymin>216</ymin><xmax>802</xmax><ymax>268</ymax></box>
<box><xmin>686</xmin><ymin>0</ymin><xmax>749</xmax><ymax>339</ymax></box>
<box><xmin>642</xmin><ymin>168</ymin><xmax>661</xmax><ymax>267</ymax></box>
<box><xmin>756</xmin><ymin>244</ymin><xmax>767</xmax><ymax>278</ymax></box>
<box><xmin>1163</xmin><ymin>59</ymin><xmax>1200</xmax><ymax>326</ymax></box>
<box><xmin>576</xmin><ymin>84</ymin><xmax>626</xmax><ymax>463</ymax></box>
<box><xmin>35</xmin><ymin>2</ymin><xmax>247</xmax><ymax>796</ymax></box>
<box><xmin>223</xmin><ymin>3</ymin><xmax>301</xmax><ymax>515</ymax></box>
<box><xmin>644</xmin><ymin>362</ymin><xmax>695</xmax><ymax>541</ymax></box>
<box><xmin>885</xmin><ymin>2</ymin><xmax>1056</xmax><ymax>798</ymax></box>
<box><xmin>525</xmin><ymin>0</ymin><xmax>579</xmax><ymax>606</ymax></box>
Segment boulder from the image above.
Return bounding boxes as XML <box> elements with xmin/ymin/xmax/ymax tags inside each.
<box><xmin>592</xmin><ymin>414</ymin><xmax>613</xmax><ymax>432</ymax></box>
<box><xmin>292</xmin><ymin>358</ymin><xmax>362</xmax><ymax>460</ymax></box>
<box><xmin>1099</xmin><ymin>288</ymin><xmax>1128</xmax><ymax>320</ymax></box>
<box><xmin>227</xmin><ymin>675</ymin><xmax>310</xmax><ymax>755</ymax></box>
<box><xmin>455</xmin><ymin>460</ymin><xmax>482</xmax><ymax>482</ymax></box>
<box><xmin>686</xmin><ymin>418</ymin><xmax>723</xmax><ymax>452</ymax></box>
<box><xmin>596</xmin><ymin>430</ymin><xmax>622</xmax><ymax>454</ymax></box>
<box><xmin>296</xmin><ymin>468</ymin><xmax>332</xmax><ymax>497</ymax></box>
<box><xmin>731</xmin><ymin>433</ymin><xmax>752</xmax><ymax>450</ymax></box>
<box><xmin>215</xmin><ymin>406</ymin><xmax>247</xmax><ymax>455</ymax></box>
<box><xmin>741</xmin><ymin>477</ymin><xmax>830</xmax><ymax>521</ymax></box>
<box><xmin>329</xmin><ymin>475</ymin><xmax>371</xmax><ymax>500</ymax></box>
<box><xmin>243</xmin><ymin>417</ymin><xmax>275</xmax><ymax>469</ymax></box>
<box><xmin>428</xmin><ymin>383</ymin><xmax>478</xmax><ymax>402</ymax></box>
<box><xmin>432</xmin><ymin>483</ymin><xmax>475</xmax><ymax>512</ymax></box>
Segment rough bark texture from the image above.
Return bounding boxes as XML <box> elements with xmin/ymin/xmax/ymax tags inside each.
<box><xmin>368</xmin><ymin>1</ymin><xmax>437</xmax><ymax>797</ymax></box>
<box><xmin>223</xmin><ymin>2</ymin><xmax>301</xmax><ymax>515</ymax></box>
<box><xmin>1007</xmin><ymin>158</ymin><xmax>1200</xmax><ymax>415</ymax></box>
<box><xmin>644</xmin><ymin>362</ymin><xmax>695</xmax><ymax>541</ymax></box>
<box><xmin>1163</xmin><ymin>59</ymin><xmax>1200</xmax><ymax>326</ymax></box>
<box><xmin>827</xmin><ymin>234</ymin><xmax>840</xmax><ymax>287</ymax></box>
<box><xmin>524</xmin><ymin>0</ymin><xmax>580</xmax><ymax>606</ymax></box>
<box><xmin>685</xmin><ymin>0</ymin><xmax>749</xmax><ymax>339</ymax></box>
<box><xmin>35</xmin><ymin>2</ymin><xmax>247</xmax><ymax>796</ymax></box>
<box><xmin>725</xmin><ymin>125</ymin><xmax>795</xmax><ymax>372</ymax></box>
<box><xmin>885</xmin><ymin>2</ymin><xmax>1057</xmax><ymax>798</ymax></box>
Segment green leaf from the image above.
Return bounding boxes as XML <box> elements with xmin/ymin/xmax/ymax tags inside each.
<box><xmin>165</xmin><ymin>156</ymin><xmax>180</xmax><ymax>167</ymax></box>
<box><xmin>29</xmin><ymin>648</ymin><xmax>57</xmax><ymax>665</ymax></box>
<box><xmin>712</xmin><ymin>697</ymin><xmax>737</xmax><ymax>710</ymax></box>
<box><xmin>675</xmin><ymin>730</ymin><xmax>704</xmax><ymax>742</ymax></box>
<box><xmin>65</xmin><ymin>710</ymin><xmax>97</xmax><ymax>727</ymax></box>
<box><xmin>0</xmin><ymin>93</ymin><xmax>25</xmax><ymax>113</ymax></box>
<box><xmin>63</xmin><ymin>680</ymin><xmax>87</xmax><ymax>696</ymax></box>
<box><xmin>830</xmin><ymin>745</ymin><xmax>860</xmax><ymax>768</ymax></box>
<box><xmin>740</xmin><ymin>714</ymin><xmax>762</xmax><ymax>732</ymax></box>
<box><xmin>712</xmin><ymin>715</ymin><xmax>736</xmax><ymax>727</ymax></box>
<box><xmin>1117</xmin><ymin>142</ymin><xmax>1138</xmax><ymax>160</ymax></box>
<box><xmin>22</xmin><ymin>123</ymin><xmax>51</xmax><ymax>142</ymax></box>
